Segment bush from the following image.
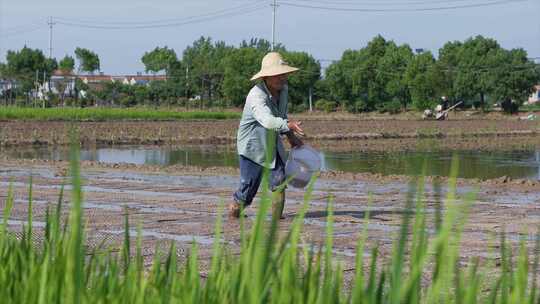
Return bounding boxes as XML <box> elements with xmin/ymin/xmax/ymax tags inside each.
<box><xmin>346</xmin><ymin>99</ymin><xmax>370</xmax><ymax>113</ymax></box>
<box><xmin>290</xmin><ymin>103</ymin><xmax>307</xmax><ymax>113</ymax></box>
<box><xmin>412</xmin><ymin>99</ymin><xmax>437</xmax><ymax>111</ymax></box>
<box><xmin>314</xmin><ymin>99</ymin><xmax>337</xmax><ymax>112</ymax></box>
<box><xmin>119</xmin><ymin>95</ymin><xmax>136</xmax><ymax>107</ymax></box>
<box><xmin>377</xmin><ymin>99</ymin><xmax>402</xmax><ymax>114</ymax></box>
<box><xmin>64</xmin><ymin>98</ymin><xmax>80</xmax><ymax>107</ymax></box>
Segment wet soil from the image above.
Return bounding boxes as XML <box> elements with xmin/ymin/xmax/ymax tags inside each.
<box><xmin>1</xmin><ymin>117</ymin><xmax>538</xmax><ymax>152</ymax></box>
<box><xmin>1</xmin><ymin>159</ymin><xmax>539</xmax><ymax>283</ymax></box>
<box><xmin>1</xmin><ymin>115</ymin><xmax>539</xmax><ymax>285</ymax></box>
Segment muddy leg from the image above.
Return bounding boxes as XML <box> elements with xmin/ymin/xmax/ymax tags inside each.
<box><xmin>272</xmin><ymin>190</ymin><xmax>286</xmax><ymax>220</ymax></box>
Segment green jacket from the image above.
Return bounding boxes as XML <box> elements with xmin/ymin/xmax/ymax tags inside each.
<box><xmin>237</xmin><ymin>82</ymin><xmax>290</xmax><ymax>169</ymax></box>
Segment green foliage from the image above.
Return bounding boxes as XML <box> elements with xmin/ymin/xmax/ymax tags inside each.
<box><xmin>289</xmin><ymin>103</ymin><xmax>307</xmax><ymax>113</ymax></box>
<box><xmin>2</xmin><ymin>35</ymin><xmax>538</xmax><ymax>112</ymax></box>
<box><xmin>58</xmin><ymin>55</ymin><xmax>75</xmax><ymax>73</ymax></box>
<box><xmin>405</xmin><ymin>52</ymin><xmax>443</xmax><ymax>110</ymax></box>
<box><xmin>283</xmin><ymin>51</ymin><xmax>321</xmax><ymax>108</ymax></box>
<box><xmin>490</xmin><ymin>48</ymin><xmax>539</xmax><ymax>112</ymax></box>
<box><xmin>5</xmin><ymin>46</ymin><xmax>57</xmax><ymax>92</ymax></box>
<box><xmin>346</xmin><ymin>99</ymin><xmax>370</xmax><ymax>113</ymax></box>
<box><xmin>0</xmin><ymin>106</ymin><xmax>240</xmax><ymax>121</ymax></box>
<box><xmin>182</xmin><ymin>37</ymin><xmax>234</xmax><ymax>103</ymax></box>
<box><xmin>325</xmin><ymin>35</ymin><xmax>413</xmax><ymax>111</ymax></box>
<box><xmin>436</xmin><ymin>35</ymin><xmax>539</xmax><ymax>111</ymax></box>
<box><xmin>221</xmin><ymin>47</ymin><xmax>264</xmax><ymax>107</ymax></box>
<box><xmin>314</xmin><ymin>99</ymin><xmax>337</xmax><ymax>112</ymax></box>
<box><xmin>141</xmin><ymin>46</ymin><xmax>178</xmax><ymax>74</ymax></box>
<box><xmin>376</xmin><ymin>98</ymin><xmax>402</xmax><ymax>114</ymax></box>
<box><xmin>74</xmin><ymin>47</ymin><xmax>100</xmax><ymax>74</ymax></box>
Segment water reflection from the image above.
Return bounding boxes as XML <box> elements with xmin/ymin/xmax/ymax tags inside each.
<box><xmin>2</xmin><ymin>145</ymin><xmax>539</xmax><ymax>181</ymax></box>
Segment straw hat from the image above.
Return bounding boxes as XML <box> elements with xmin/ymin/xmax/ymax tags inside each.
<box><xmin>250</xmin><ymin>52</ymin><xmax>299</xmax><ymax>81</ymax></box>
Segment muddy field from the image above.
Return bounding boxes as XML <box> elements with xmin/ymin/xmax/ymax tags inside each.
<box><xmin>0</xmin><ymin>116</ymin><xmax>539</xmax><ymax>151</ymax></box>
<box><xmin>1</xmin><ymin>116</ymin><xmax>539</xmax><ymax>284</ymax></box>
<box><xmin>0</xmin><ymin>158</ymin><xmax>539</xmax><ymax>285</ymax></box>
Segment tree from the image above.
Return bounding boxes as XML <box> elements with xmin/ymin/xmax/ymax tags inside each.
<box><xmin>58</xmin><ymin>55</ymin><xmax>75</xmax><ymax>73</ymax></box>
<box><xmin>141</xmin><ymin>46</ymin><xmax>178</xmax><ymax>74</ymax></box>
<box><xmin>489</xmin><ymin>48</ymin><xmax>539</xmax><ymax>113</ymax></box>
<box><xmin>222</xmin><ymin>47</ymin><xmax>265</xmax><ymax>106</ymax></box>
<box><xmin>376</xmin><ymin>43</ymin><xmax>414</xmax><ymax>110</ymax></box>
<box><xmin>441</xmin><ymin>36</ymin><xmax>501</xmax><ymax>108</ymax></box>
<box><xmin>239</xmin><ymin>38</ymin><xmax>285</xmax><ymax>53</ymax></box>
<box><xmin>5</xmin><ymin>46</ymin><xmax>57</xmax><ymax>100</ymax></box>
<box><xmin>182</xmin><ymin>37</ymin><xmax>233</xmax><ymax>105</ymax></box>
<box><xmin>282</xmin><ymin>51</ymin><xmax>321</xmax><ymax>109</ymax></box>
<box><xmin>75</xmin><ymin>47</ymin><xmax>100</xmax><ymax>74</ymax></box>
<box><xmin>404</xmin><ymin>51</ymin><xmax>443</xmax><ymax>110</ymax></box>
<box><xmin>325</xmin><ymin>35</ymin><xmax>411</xmax><ymax>111</ymax></box>
<box><xmin>437</xmin><ymin>35</ymin><xmax>539</xmax><ymax>112</ymax></box>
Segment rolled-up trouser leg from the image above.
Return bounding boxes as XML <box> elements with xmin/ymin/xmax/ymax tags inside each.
<box><xmin>233</xmin><ymin>154</ymin><xmax>287</xmax><ymax>207</ymax></box>
<box><xmin>233</xmin><ymin>155</ymin><xmax>263</xmax><ymax>207</ymax></box>
<box><xmin>270</xmin><ymin>155</ymin><xmax>287</xmax><ymax>219</ymax></box>
<box><xmin>272</xmin><ymin>190</ymin><xmax>286</xmax><ymax>219</ymax></box>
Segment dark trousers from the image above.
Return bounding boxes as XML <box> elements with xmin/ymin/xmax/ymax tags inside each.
<box><xmin>233</xmin><ymin>154</ymin><xmax>286</xmax><ymax>206</ymax></box>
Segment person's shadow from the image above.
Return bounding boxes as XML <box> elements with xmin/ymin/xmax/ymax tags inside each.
<box><xmin>304</xmin><ymin>209</ymin><xmax>415</xmax><ymax>220</ymax></box>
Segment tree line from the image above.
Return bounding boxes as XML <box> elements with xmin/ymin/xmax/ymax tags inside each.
<box><xmin>0</xmin><ymin>35</ymin><xmax>538</xmax><ymax>113</ymax></box>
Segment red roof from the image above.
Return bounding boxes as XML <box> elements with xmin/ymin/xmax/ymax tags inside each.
<box><xmin>81</xmin><ymin>75</ymin><xmax>113</xmax><ymax>82</ymax></box>
<box><xmin>124</xmin><ymin>75</ymin><xmax>167</xmax><ymax>81</ymax></box>
<box><xmin>53</xmin><ymin>69</ymin><xmax>75</xmax><ymax>77</ymax></box>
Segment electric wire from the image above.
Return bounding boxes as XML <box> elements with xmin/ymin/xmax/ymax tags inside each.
<box><xmin>278</xmin><ymin>0</ymin><xmax>528</xmax><ymax>12</ymax></box>
<box><xmin>53</xmin><ymin>0</ymin><xmax>266</xmax><ymax>25</ymax></box>
<box><xmin>0</xmin><ymin>22</ymin><xmax>47</xmax><ymax>38</ymax></box>
<box><xmin>286</xmin><ymin>0</ymin><xmax>518</xmax><ymax>5</ymax></box>
<box><xmin>54</xmin><ymin>3</ymin><xmax>267</xmax><ymax>29</ymax></box>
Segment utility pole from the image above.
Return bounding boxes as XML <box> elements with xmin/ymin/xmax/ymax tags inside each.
<box><xmin>185</xmin><ymin>66</ymin><xmax>189</xmax><ymax>103</ymax></box>
<box><xmin>271</xmin><ymin>0</ymin><xmax>278</xmax><ymax>51</ymax></box>
<box><xmin>309</xmin><ymin>86</ymin><xmax>313</xmax><ymax>112</ymax></box>
<box><xmin>48</xmin><ymin>16</ymin><xmax>55</xmax><ymax>58</ymax></box>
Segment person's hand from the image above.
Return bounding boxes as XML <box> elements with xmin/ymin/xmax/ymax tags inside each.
<box><xmin>287</xmin><ymin>120</ymin><xmax>304</xmax><ymax>136</ymax></box>
<box><xmin>286</xmin><ymin>131</ymin><xmax>304</xmax><ymax>148</ymax></box>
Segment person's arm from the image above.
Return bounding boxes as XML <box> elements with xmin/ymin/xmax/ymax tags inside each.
<box><xmin>250</xmin><ymin>93</ymin><xmax>290</xmax><ymax>133</ymax></box>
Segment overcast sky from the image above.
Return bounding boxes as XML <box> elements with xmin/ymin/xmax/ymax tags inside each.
<box><xmin>1</xmin><ymin>0</ymin><xmax>538</xmax><ymax>74</ymax></box>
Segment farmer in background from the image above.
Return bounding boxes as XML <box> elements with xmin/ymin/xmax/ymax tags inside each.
<box><xmin>230</xmin><ymin>52</ymin><xmax>304</xmax><ymax>219</ymax></box>
<box><xmin>440</xmin><ymin>96</ymin><xmax>449</xmax><ymax>111</ymax></box>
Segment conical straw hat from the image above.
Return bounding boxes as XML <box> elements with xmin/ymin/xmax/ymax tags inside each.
<box><xmin>251</xmin><ymin>52</ymin><xmax>299</xmax><ymax>81</ymax></box>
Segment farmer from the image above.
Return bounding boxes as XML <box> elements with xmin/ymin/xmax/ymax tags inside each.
<box><xmin>230</xmin><ymin>52</ymin><xmax>304</xmax><ymax>219</ymax></box>
<box><xmin>440</xmin><ymin>96</ymin><xmax>449</xmax><ymax>111</ymax></box>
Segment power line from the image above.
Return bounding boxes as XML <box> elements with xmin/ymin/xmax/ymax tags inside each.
<box><xmin>0</xmin><ymin>24</ymin><xmax>46</xmax><ymax>38</ymax></box>
<box><xmin>53</xmin><ymin>1</ymin><xmax>266</xmax><ymax>26</ymax></box>
<box><xmin>54</xmin><ymin>3</ymin><xmax>267</xmax><ymax>30</ymax></box>
<box><xmin>287</xmin><ymin>0</ymin><xmax>514</xmax><ymax>5</ymax></box>
<box><xmin>278</xmin><ymin>0</ymin><xmax>529</xmax><ymax>12</ymax></box>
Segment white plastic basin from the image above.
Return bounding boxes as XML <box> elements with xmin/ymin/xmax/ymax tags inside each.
<box><xmin>285</xmin><ymin>145</ymin><xmax>322</xmax><ymax>188</ymax></box>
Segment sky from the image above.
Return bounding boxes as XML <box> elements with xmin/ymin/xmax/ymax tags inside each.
<box><xmin>1</xmin><ymin>0</ymin><xmax>539</xmax><ymax>74</ymax></box>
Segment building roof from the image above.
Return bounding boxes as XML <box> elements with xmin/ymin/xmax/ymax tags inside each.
<box><xmin>124</xmin><ymin>75</ymin><xmax>167</xmax><ymax>81</ymax></box>
<box><xmin>52</xmin><ymin>69</ymin><xmax>75</xmax><ymax>77</ymax></box>
<box><xmin>81</xmin><ymin>75</ymin><xmax>113</xmax><ymax>82</ymax></box>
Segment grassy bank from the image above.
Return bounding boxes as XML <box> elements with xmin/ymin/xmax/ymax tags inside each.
<box><xmin>1</xmin><ymin>144</ymin><xmax>539</xmax><ymax>303</ymax></box>
<box><xmin>0</xmin><ymin>106</ymin><xmax>240</xmax><ymax>121</ymax></box>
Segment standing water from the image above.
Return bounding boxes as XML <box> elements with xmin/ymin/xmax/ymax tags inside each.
<box><xmin>2</xmin><ymin>145</ymin><xmax>539</xmax><ymax>181</ymax></box>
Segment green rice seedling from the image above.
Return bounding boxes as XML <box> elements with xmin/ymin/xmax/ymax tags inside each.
<box><xmin>0</xmin><ymin>106</ymin><xmax>240</xmax><ymax>121</ymax></box>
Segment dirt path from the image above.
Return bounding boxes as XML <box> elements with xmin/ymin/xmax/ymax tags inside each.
<box><xmin>1</xmin><ymin>160</ymin><xmax>539</xmax><ymax>280</ymax></box>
